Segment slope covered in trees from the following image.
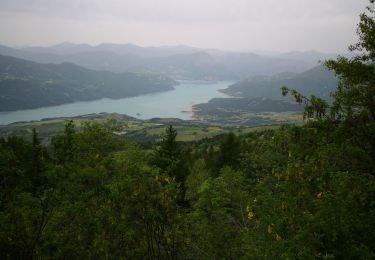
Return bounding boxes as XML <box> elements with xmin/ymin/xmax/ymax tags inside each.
<box><xmin>0</xmin><ymin>55</ymin><xmax>177</xmax><ymax>111</ymax></box>
<box><xmin>222</xmin><ymin>65</ymin><xmax>338</xmax><ymax>101</ymax></box>
<box><xmin>1</xmin><ymin>1</ymin><xmax>375</xmax><ymax>259</ymax></box>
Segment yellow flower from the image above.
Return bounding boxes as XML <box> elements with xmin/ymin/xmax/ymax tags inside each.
<box><xmin>275</xmin><ymin>234</ymin><xmax>281</xmax><ymax>241</ymax></box>
<box><xmin>253</xmin><ymin>197</ymin><xmax>257</xmax><ymax>203</ymax></box>
<box><xmin>268</xmin><ymin>224</ymin><xmax>273</xmax><ymax>234</ymax></box>
<box><xmin>317</xmin><ymin>192</ymin><xmax>323</xmax><ymax>199</ymax></box>
<box><xmin>248</xmin><ymin>211</ymin><xmax>255</xmax><ymax>220</ymax></box>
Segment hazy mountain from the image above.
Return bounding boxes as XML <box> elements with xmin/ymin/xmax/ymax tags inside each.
<box><xmin>0</xmin><ymin>55</ymin><xmax>177</xmax><ymax>111</ymax></box>
<box><xmin>0</xmin><ymin>44</ymin><xmax>234</xmax><ymax>79</ymax></box>
<box><xmin>23</xmin><ymin>42</ymin><xmax>93</xmax><ymax>55</ymax></box>
<box><xmin>222</xmin><ymin>65</ymin><xmax>338</xmax><ymax>100</ymax></box>
<box><xmin>0</xmin><ymin>44</ymin><xmax>64</xmax><ymax>64</ymax></box>
<box><xmin>217</xmin><ymin>52</ymin><xmax>314</xmax><ymax>78</ymax></box>
<box><xmin>22</xmin><ymin>42</ymin><xmax>201</xmax><ymax>57</ymax></box>
<box><xmin>126</xmin><ymin>51</ymin><xmax>236</xmax><ymax>80</ymax></box>
<box><xmin>278</xmin><ymin>50</ymin><xmax>339</xmax><ymax>64</ymax></box>
<box><xmin>0</xmin><ymin>43</ymin><xmax>341</xmax><ymax>80</ymax></box>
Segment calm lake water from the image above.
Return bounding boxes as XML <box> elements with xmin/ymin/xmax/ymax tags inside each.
<box><xmin>0</xmin><ymin>81</ymin><xmax>232</xmax><ymax>125</ymax></box>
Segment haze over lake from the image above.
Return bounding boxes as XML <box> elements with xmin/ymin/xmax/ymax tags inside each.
<box><xmin>0</xmin><ymin>81</ymin><xmax>232</xmax><ymax>125</ymax></box>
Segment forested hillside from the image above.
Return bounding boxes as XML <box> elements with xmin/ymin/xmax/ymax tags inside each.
<box><xmin>0</xmin><ymin>55</ymin><xmax>177</xmax><ymax>111</ymax></box>
<box><xmin>222</xmin><ymin>65</ymin><xmax>338</xmax><ymax>101</ymax></box>
<box><xmin>1</xmin><ymin>1</ymin><xmax>374</xmax><ymax>259</ymax></box>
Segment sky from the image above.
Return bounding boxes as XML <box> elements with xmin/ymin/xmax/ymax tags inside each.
<box><xmin>0</xmin><ymin>0</ymin><xmax>369</xmax><ymax>53</ymax></box>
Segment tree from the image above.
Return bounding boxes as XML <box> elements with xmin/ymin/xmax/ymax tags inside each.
<box><xmin>52</xmin><ymin>120</ymin><xmax>75</xmax><ymax>167</ymax></box>
<box><xmin>281</xmin><ymin>1</ymin><xmax>375</xmax><ymax>161</ymax></box>
<box><xmin>29</xmin><ymin>128</ymin><xmax>45</xmax><ymax>189</ymax></box>
<box><xmin>186</xmin><ymin>167</ymin><xmax>250</xmax><ymax>259</ymax></box>
<box><xmin>217</xmin><ymin>132</ymin><xmax>241</xmax><ymax>170</ymax></box>
<box><xmin>325</xmin><ymin>1</ymin><xmax>375</xmax><ymax>121</ymax></box>
<box><xmin>282</xmin><ymin>1</ymin><xmax>374</xmax><ymax>124</ymax></box>
<box><xmin>160</xmin><ymin>125</ymin><xmax>178</xmax><ymax>158</ymax></box>
<box><xmin>154</xmin><ymin>125</ymin><xmax>183</xmax><ymax>182</ymax></box>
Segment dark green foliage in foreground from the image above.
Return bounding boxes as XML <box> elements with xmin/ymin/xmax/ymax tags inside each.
<box><xmin>1</xmin><ymin>2</ymin><xmax>375</xmax><ymax>259</ymax></box>
<box><xmin>1</xmin><ymin>111</ymin><xmax>375</xmax><ymax>259</ymax></box>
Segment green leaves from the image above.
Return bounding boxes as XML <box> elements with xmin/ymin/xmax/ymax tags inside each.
<box><xmin>325</xmin><ymin>1</ymin><xmax>375</xmax><ymax>122</ymax></box>
<box><xmin>280</xmin><ymin>86</ymin><xmax>329</xmax><ymax>121</ymax></box>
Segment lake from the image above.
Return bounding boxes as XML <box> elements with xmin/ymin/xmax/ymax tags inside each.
<box><xmin>0</xmin><ymin>80</ymin><xmax>233</xmax><ymax>125</ymax></box>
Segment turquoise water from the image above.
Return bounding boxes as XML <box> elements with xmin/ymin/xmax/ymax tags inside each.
<box><xmin>0</xmin><ymin>81</ymin><xmax>232</xmax><ymax>125</ymax></box>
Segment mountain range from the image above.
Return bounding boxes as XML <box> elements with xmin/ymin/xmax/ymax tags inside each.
<box><xmin>0</xmin><ymin>42</ymin><xmax>340</xmax><ymax>80</ymax></box>
<box><xmin>222</xmin><ymin>65</ymin><xmax>338</xmax><ymax>101</ymax></box>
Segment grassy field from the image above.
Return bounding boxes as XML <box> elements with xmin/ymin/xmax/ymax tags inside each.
<box><xmin>0</xmin><ymin>113</ymin><xmax>294</xmax><ymax>143</ymax></box>
<box><xmin>194</xmin><ymin>111</ymin><xmax>304</xmax><ymax>126</ymax></box>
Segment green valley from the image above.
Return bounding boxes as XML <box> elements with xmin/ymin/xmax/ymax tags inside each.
<box><xmin>0</xmin><ymin>112</ymin><xmax>280</xmax><ymax>144</ymax></box>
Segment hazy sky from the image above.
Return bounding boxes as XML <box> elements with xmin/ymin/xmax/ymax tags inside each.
<box><xmin>0</xmin><ymin>0</ymin><xmax>369</xmax><ymax>53</ymax></box>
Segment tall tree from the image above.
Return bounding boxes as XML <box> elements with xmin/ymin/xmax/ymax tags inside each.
<box><xmin>154</xmin><ymin>125</ymin><xmax>183</xmax><ymax>181</ymax></box>
<box><xmin>53</xmin><ymin>120</ymin><xmax>75</xmax><ymax>167</ymax></box>
<box><xmin>325</xmin><ymin>0</ymin><xmax>375</xmax><ymax>121</ymax></box>
<box><xmin>217</xmin><ymin>132</ymin><xmax>241</xmax><ymax>170</ymax></box>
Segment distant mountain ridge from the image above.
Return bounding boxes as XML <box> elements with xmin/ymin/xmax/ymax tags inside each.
<box><xmin>222</xmin><ymin>65</ymin><xmax>338</xmax><ymax>101</ymax></box>
<box><xmin>22</xmin><ymin>42</ymin><xmax>202</xmax><ymax>57</ymax></box>
<box><xmin>0</xmin><ymin>55</ymin><xmax>177</xmax><ymax>111</ymax></box>
<box><xmin>0</xmin><ymin>43</ymin><xmax>340</xmax><ymax>80</ymax></box>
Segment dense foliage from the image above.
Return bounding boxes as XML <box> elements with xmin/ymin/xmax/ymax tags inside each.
<box><xmin>1</xmin><ymin>2</ymin><xmax>375</xmax><ymax>259</ymax></box>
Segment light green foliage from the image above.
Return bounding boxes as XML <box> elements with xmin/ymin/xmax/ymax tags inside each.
<box><xmin>185</xmin><ymin>159</ymin><xmax>211</xmax><ymax>202</ymax></box>
<box><xmin>186</xmin><ymin>167</ymin><xmax>250</xmax><ymax>259</ymax></box>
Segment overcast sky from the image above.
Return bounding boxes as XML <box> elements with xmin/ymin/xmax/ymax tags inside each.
<box><xmin>0</xmin><ymin>0</ymin><xmax>369</xmax><ymax>53</ymax></box>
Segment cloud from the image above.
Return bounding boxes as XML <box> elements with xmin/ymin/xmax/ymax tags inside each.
<box><xmin>0</xmin><ymin>0</ymin><xmax>369</xmax><ymax>52</ymax></box>
<box><xmin>0</xmin><ymin>0</ymin><xmax>367</xmax><ymax>23</ymax></box>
